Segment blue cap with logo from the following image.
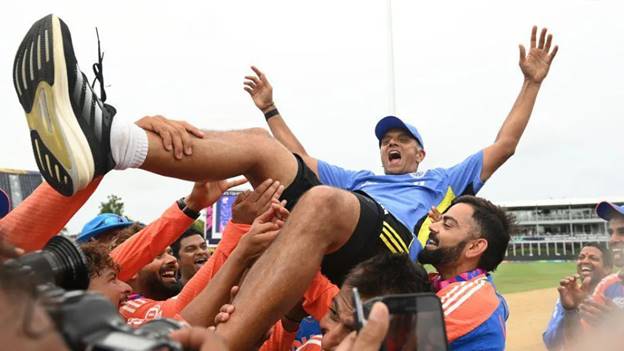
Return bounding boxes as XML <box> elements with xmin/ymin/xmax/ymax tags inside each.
<box><xmin>375</xmin><ymin>116</ymin><xmax>424</xmax><ymax>148</ymax></box>
<box><xmin>596</xmin><ymin>201</ymin><xmax>624</xmax><ymax>221</ymax></box>
<box><xmin>77</xmin><ymin>213</ymin><xmax>133</xmax><ymax>243</ymax></box>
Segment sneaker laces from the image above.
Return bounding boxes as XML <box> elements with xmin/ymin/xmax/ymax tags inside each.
<box><xmin>91</xmin><ymin>27</ymin><xmax>107</xmax><ymax>102</ymax></box>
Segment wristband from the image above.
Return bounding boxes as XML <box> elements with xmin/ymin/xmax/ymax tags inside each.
<box><xmin>264</xmin><ymin>108</ymin><xmax>279</xmax><ymax>120</ymax></box>
<box><xmin>283</xmin><ymin>314</ymin><xmax>303</xmax><ymax>324</ymax></box>
<box><xmin>177</xmin><ymin>197</ymin><xmax>201</xmax><ymax>220</ymax></box>
<box><xmin>563</xmin><ymin>307</ymin><xmax>579</xmax><ymax>315</ymax></box>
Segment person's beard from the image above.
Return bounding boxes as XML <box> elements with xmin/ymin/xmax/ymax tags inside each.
<box><xmin>418</xmin><ymin>239</ymin><xmax>469</xmax><ymax>267</ymax></box>
<box><xmin>139</xmin><ymin>271</ymin><xmax>182</xmax><ymax>300</ymax></box>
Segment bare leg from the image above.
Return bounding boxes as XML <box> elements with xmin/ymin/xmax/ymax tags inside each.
<box><xmin>141</xmin><ymin>128</ymin><xmax>298</xmax><ymax>188</ymax></box>
<box><xmin>216</xmin><ymin>186</ymin><xmax>361</xmax><ymax>350</ymax></box>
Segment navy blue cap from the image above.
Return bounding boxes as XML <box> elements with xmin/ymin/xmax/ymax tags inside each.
<box><xmin>0</xmin><ymin>189</ymin><xmax>10</xmax><ymax>219</ymax></box>
<box><xmin>596</xmin><ymin>202</ymin><xmax>624</xmax><ymax>221</ymax></box>
<box><xmin>77</xmin><ymin>213</ymin><xmax>133</xmax><ymax>243</ymax></box>
<box><xmin>375</xmin><ymin>116</ymin><xmax>424</xmax><ymax>148</ymax></box>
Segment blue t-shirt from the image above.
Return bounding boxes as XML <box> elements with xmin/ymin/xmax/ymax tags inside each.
<box><xmin>317</xmin><ymin>151</ymin><xmax>484</xmax><ymax>257</ymax></box>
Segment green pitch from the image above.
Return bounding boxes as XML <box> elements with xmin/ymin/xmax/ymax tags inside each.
<box><xmin>491</xmin><ymin>261</ymin><xmax>576</xmax><ymax>294</ymax></box>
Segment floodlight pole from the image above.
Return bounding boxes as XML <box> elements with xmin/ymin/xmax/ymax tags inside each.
<box><xmin>386</xmin><ymin>0</ymin><xmax>397</xmax><ymax>115</ymax></box>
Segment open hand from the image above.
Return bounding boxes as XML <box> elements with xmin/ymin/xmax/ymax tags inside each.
<box><xmin>186</xmin><ymin>177</ymin><xmax>248</xmax><ymax>212</ymax></box>
<box><xmin>231</xmin><ymin>178</ymin><xmax>284</xmax><ymax>224</ymax></box>
<box><xmin>135</xmin><ymin>115</ymin><xmax>205</xmax><ymax>159</ymax></box>
<box><xmin>519</xmin><ymin>26</ymin><xmax>558</xmax><ymax>84</ymax></box>
<box><xmin>235</xmin><ymin>205</ymin><xmax>287</xmax><ymax>264</ymax></box>
<box><xmin>244</xmin><ymin>66</ymin><xmax>275</xmax><ymax>112</ymax></box>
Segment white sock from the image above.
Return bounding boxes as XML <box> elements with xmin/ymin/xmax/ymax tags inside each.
<box><xmin>110</xmin><ymin>117</ymin><xmax>148</xmax><ymax>170</ymax></box>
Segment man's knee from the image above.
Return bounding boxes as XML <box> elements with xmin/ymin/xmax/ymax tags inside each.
<box><xmin>294</xmin><ymin>186</ymin><xmax>360</xmax><ymax>250</ymax></box>
<box><xmin>243</xmin><ymin>127</ymin><xmax>273</xmax><ymax>139</ymax></box>
<box><xmin>298</xmin><ymin>186</ymin><xmax>358</xmax><ymax>223</ymax></box>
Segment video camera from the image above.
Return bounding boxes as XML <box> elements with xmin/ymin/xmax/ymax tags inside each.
<box><xmin>3</xmin><ymin>236</ymin><xmax>183</xmax><ymax>351</ymax></box>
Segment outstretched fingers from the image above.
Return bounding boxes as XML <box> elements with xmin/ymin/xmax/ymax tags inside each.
<box><xmin>538</xmin><ymin>27</ymin><xmax>547</xmax><ymax>49</ymax></box>
<box><xmin>251</xmin><ymin>66</ymin><xmax>266</xmax><ymax>82</ymax></box>
<box><xmin>518</xmin><ymin>44</ymin><xmax>526</xmax><ymax>63</ymax></box>
<box><xmin>544</xmin><ymin>33</ymin><xmax>552</xmax><ymax>52</ymax></box>
<box><xmin>549</xmin><ymin>45</ymin><xmax>559</xmax><ymax>63</ymax></box>
<box><xmin>248</xmin><ymin>179</ymin><xmax>275</xmax><ymax>202</ymax></box>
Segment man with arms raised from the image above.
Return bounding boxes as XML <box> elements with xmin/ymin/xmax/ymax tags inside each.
<box><xmin>14</xmin><ymin>15</ymin><xmax>556</xmax><ymax>350</ymax></box>
<box><xmin>244</xmin><ymin>26</ymin><xmax>557</xmax><ymax>256</ymax></box>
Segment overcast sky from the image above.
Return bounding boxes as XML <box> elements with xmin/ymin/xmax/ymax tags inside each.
<box><xmin>1</xmin><ymin>0</ymin><xmax>623</xmax><ymax>234</ymax></box>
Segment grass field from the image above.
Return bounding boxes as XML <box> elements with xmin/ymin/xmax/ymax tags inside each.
<box><xmin>492</xmin><ymin>261</ymin><xmax>576</xmax><ymax>294</ymax></box>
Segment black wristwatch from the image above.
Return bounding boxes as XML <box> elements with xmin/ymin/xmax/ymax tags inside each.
<box><xmin>177</xmin><ymin>197</ymin><xmax>201</xmax><ymax>220</ymax></box>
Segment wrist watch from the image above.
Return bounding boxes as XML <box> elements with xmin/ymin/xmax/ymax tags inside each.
<box><xmin>177</xmin><ymin>197</ymin><xmax>201</xmax><ymax>220</ymax></box>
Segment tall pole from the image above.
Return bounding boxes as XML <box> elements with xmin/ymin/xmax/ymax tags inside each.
<box><xmin>386</xmin><ymin>0</ymin><xmax>397</xmax><ymax>114</ymax></box>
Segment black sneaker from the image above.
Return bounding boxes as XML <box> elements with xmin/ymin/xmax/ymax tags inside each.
<box><xmin>13</xmin><ymin>14</ymin><xmax>115</xmax><ymax>196</ymax></box>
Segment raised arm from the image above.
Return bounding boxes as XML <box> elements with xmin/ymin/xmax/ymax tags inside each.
<box><xmin>244</xmin><ymin>66</ymin><xmax>319</xmax><ymax>175</ymax></box>
<box><xmin>112</xmin><ymin>177</ymin><xmax>246</xmax><ymax>281</ymax></box>
<box><xmin>180</xmin><ymin>204</ymin><xmax>287</xmax><ymax>326</ymax></box>
<box><xmin>481</xmin><ymin>26</ymin><xmax>558</xmax><ymax>181</ymax></box>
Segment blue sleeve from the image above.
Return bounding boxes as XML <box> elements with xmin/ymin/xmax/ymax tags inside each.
<box><xmin>542</xmin><ymin>300</ymin><xmax>565</xmax><ymax>350</ymax></box>
<box><xmin>317</xmin><ymin>159</ymin><xmax>372</xmax><ymax>190</ymax></box>
<box><xmin>445</xmin><ymin>150</ymin><xmax>485</xmax><ymax>196</ymax></box>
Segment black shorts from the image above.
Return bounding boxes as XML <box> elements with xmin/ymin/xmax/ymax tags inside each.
<box><xmin>281</xmin><ymin>154</ymin><xmax>414</xmax><ymax>285</ymax></box>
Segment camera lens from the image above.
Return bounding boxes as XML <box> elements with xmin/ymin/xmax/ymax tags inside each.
<box><xmin>15</xmin><ymin>236</ymin><xmax>89</xmax><ymax>290</ymax></box>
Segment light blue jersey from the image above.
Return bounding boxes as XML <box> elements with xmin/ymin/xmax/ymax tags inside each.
<box><xmin>317</xmin><ymin>151</ymin><xmax>484</xmax><ymax>257</ymax></box>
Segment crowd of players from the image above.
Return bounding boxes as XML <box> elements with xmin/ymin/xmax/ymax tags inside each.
<box><xmin>0</xmin><ymin>13</ymin><xmax>622</xmax><ymax>351</ymax></box>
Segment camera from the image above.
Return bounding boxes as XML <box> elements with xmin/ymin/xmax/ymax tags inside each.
<box><xmin>6</xmin><ymin>235</ymin><xmax>90</xmax><ymax>290</ymax></box>
<box><xmin>3</xmin><ymin>236</ymin><xmax>183</xmax><ymax>351</ymax></box>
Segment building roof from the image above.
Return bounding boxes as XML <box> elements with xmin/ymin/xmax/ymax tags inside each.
<box><xmin>500</xmin><ymin>197</ymin><xmax>624</xmax><ymax>208</ymax></box>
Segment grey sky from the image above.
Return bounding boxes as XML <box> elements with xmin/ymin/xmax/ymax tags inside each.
<box><xmin>1</xmin><ymin>0</ymin><xmax>622</xmax><ymax>233</ymax></box>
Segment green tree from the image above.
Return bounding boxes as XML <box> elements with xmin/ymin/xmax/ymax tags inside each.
<box><xmin>99</xmin><ymin>194</ymin><xmax>125</xmax><ymax>216</ymax></box>
<box><xmin>191</xmin><ymin>219</ymin><xmax>205</xmax><ymax>233</ymax></box>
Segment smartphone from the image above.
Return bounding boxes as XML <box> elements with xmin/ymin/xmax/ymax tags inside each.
<box><xmin>352</xmin><ymin>289</ymin><xmax>448</xmax><ymax>351</ymax></box>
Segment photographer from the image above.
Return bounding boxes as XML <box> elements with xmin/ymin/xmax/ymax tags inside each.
<box><xmin>0</xmin><ymin>256</ymin><xmax>70</xmax><ymax>351</ymax></box>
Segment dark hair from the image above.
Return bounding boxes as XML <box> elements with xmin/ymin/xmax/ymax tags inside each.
<box><xmin>80</xmin><ymin>242</ymin><xmax>119</xmax><ymax>278</ymax></box>
<box><xmin>171</xmin><ymin>227</ymin><xmax>204</xmax><ymax>258</ymax></box>
<box><xmin>344</xmin><ymin>252</ymin><xmax>432</xmax><ymax>298</ymax></box>
<box><xmin>582</xmin><ymin>242</ymin><xmax>613</xmax><ymax>269</ymax></box>
<box><xmin>452</xmin><ymin>195</ymin><xmax>513</xmax><ymax>272</ymax></box>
